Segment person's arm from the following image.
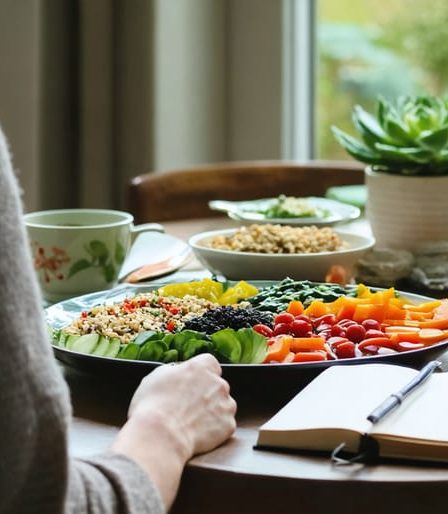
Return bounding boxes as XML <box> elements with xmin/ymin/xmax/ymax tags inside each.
<box><xmin>112</xmin><ymin>354</ymin><xmax>237</xmax><ymax>509</ymax></box>
<box><xmin>0</xmin><ymin>126</ymin><xmax>236</xmax><ymax>513</ymax></box>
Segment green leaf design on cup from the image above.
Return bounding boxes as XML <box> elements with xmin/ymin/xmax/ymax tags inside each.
<box><xmin>115</xmin><ymin>241</ymin><xmax>126</xmax><ymax>265</ymax></box>
<box><xmin>102</xmin><ymin>262</ymin><xmax>116</xmax><ymax>283</ymax></box>
<box><xmin>67</xmin><ymin>259</ymin><xmax>91</xmax><ymax>279</ymax></box>
<box><xmin>68</xmin><ymin>239</ymin><xmax>122</xmax><ymax>283</ymax></box>
<box><xmin>85</xmin><ymin>240</ymin><xmax>109</xmax><ymax>260</ymax></box>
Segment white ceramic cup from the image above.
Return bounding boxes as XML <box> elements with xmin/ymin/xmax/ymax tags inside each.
<box><xmin>24</xmin><ymin>209</ymin><xmax>163</xmax><ymax>303</ymax></box>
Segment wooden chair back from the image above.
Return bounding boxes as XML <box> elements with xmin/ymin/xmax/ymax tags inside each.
<box><xmin>127</xmin><ymin>160</ymin><xmax>363</xmax><ymax>223</ymax></box>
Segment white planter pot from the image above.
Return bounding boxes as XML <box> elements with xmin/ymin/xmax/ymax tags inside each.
<box><xmin>365</xmin><ymin>167</ymin><xmax>448</xmax><ymax>251</ymax></box>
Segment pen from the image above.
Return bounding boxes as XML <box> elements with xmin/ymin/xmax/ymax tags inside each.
<box><xmin>367</xmin><ymin>360</ymin><xmax>442</xmax><ymax>424</ymax></box>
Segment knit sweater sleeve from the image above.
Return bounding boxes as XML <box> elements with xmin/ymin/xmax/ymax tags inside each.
<box><xmin>0</xmin><ymin>127</ymin><xmax>165</xmax><ymax>514</ymax></box>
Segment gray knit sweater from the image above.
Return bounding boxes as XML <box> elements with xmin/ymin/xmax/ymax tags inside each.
<box><xmin>0</xmin><ymin>128</ymin><xmax>165</xmax><ymax>514</ymax></box>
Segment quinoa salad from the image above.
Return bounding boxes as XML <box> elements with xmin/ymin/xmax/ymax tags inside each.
<box><xmin>63</xmin><ymin>292</ymin><xmax>220</xmax><ymax>343</ymax></box>
<box><xmin>204</xmin><ymin>224</ymin><xmax>347</xmax><ymax>254</ymax></box>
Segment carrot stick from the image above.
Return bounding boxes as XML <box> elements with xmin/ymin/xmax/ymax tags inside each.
<box><xmin>418</xmin><ymin>328</ymin><xmax>448</xmax><ymax>345</ymax></box>
<box><xmin>418</xmin><ymin>318</ymin><xmax>448</xmax><ymax>330</ymax></box>
<box><xmin>290</xmin><ymin>336</ymin><xmax>326</xmax><ymax>353</ymax></box>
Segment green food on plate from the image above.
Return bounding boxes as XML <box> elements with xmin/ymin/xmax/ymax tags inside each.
<box><xmin>248</xmin><ymin>195</ymin><xmax>330</xmax><ymax>219</ymax></box>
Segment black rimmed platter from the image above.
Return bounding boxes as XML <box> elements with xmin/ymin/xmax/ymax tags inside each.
<box><xmin>47</xmin><ymin>282</ymin><xmax>448</xmax><ymax>403</ymax></box>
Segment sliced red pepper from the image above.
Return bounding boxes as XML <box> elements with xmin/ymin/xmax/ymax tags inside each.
<box><xmin>166</xmin><ymin>320</ymin><xmax>177</xmax><ymax>332</ymax></box>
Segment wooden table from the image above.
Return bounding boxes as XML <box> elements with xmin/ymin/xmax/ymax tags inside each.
<box><xmin>66</xmin><ymin>217</ymin><xmax>448</xmax><ymax>514</ymax></box>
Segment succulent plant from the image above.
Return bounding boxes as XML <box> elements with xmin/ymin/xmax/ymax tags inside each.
<box><xmin>332</xmin><ymin>96</ymin><xmax>448</xmax><ymax>175</ymax></box>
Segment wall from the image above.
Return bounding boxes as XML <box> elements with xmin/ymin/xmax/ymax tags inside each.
<box><xmin>0</xmin><ymin>0</ymin><xmax>41</xmax><ymax>210</ymax></box>
<box><xmin>153</xmin><ymin>0</ymin><xmax>227</xmax><ymax>171</ymax></box>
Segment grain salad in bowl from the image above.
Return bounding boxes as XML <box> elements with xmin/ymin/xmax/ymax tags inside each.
<box><xmin>205</xmin><ymin>224</ymin><xmax>348</xmax><ymax>254</ymax></box>
<box><xmin>189</xmin><ymin>224</ymin><xmax>374</xmax><ymax>281</ymax></box>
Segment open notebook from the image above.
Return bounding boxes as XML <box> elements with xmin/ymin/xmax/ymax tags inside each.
<box><xmin>256</xmin><ymin>363</ymin><xmax>448</xmax><ymax>463</ymax></box>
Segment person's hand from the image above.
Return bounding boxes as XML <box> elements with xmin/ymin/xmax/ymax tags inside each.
<box><xmin>112</xmin><ymin>354</ymin><xmax>237</xmax><ymax>509</ymax></box>
<box><xmin>129</xmin><ymin>353</ymin><xmax>237</xmax><ymax>457</ymax></box>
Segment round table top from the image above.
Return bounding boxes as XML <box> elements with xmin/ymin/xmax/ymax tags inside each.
<box><xmin>65</xmin><ymin>217</ymin><xmax>448</xmax><ymax>514</ymax></box>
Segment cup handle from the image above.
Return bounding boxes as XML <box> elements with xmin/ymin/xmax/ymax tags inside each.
<box><xmin>130</xmin><ymin>222</ymin><xmax>165</xmax><ymax>243</ymax></box>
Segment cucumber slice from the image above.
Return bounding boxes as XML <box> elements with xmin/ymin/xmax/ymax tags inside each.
<box><xmin>57</xmin><ymin>332</ymin><xmax>69</xmax><ymax>348</ymax></box>
<box><xmin>104</xmin><ymin>338</ymin><xmax>121</xmax><ymax>358</ymax></box>
<box><xmin>65</xmin><ymin>334</ymin><xmax>81</xmax><ymax>351</ymax></box>
<box><xmin>92</xmin><ymin>336</ymin><xmax>110</xmax><ymax>356</ymax></box>
<box><xmin>71</xmin><ymin>334</ymin><xmax>100</xmax><ymax>354</ymax></box>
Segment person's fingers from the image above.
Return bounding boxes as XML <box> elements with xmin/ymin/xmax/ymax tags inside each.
<box><xmin>187</xmin><ymin>352</ymin><xmax>222</xmax><ymax>375</ymax></box>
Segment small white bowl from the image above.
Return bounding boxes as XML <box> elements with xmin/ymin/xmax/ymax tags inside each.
<box><xmin>189</xmin><ymin>228</ymin><xmax>375</xmax><ymax>281</ymax></box>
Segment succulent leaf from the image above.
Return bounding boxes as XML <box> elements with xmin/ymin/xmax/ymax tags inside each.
<box><xmin>333</xmin><ymin>95</ymin><xmax>448</xmax><ymax>175</ymax></box>
<box><xmin>352</xmin><ymin>105</ymin><xmax>396</xmax><ymax>148</ymax></box>
<box><xmin>418</xmin><ymin>127</ymin><xmax>448</xmax><ymax>152</ymax></box>
<box><xmin>331</xmin><ymin>126</ymin><xmax>384</xmax><ymax>165</ymax></box>
<box><xmin>373</xmin><ymin>143</ymin><xmax>433</xmax><ymax>163</ymax></box>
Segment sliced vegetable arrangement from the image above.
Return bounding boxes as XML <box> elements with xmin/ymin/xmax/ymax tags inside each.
<box><xmin>50</xmin><ymin>278</ymin><xmax>448</xmax><ymax>365</ymax></box>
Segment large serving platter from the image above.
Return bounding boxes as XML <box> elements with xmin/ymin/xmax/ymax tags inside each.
<box><xmin>47</xmin><ymin>281</ymin><xmax>448</xmax><ymax>401</ymax></box>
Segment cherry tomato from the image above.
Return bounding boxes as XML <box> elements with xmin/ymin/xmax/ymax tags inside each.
<box><xmin>274</xmin><ymin>312</ymin><xmax>295</xmax><ymax>326</ymax></box>
<box><xmin>316</xmin><ymin>323</ymin><xmax>332</xmax><ymax>333</ymax></box>
<box><xmin>273</xmin><ymin>323</ymin><xmax>292</xmax><ymax>336</ymax></box>
<box><xmin>313</xmin><ymin>313</ymin><xmax>336</xmax><ymax>327</ymax></box>
<box><xmin>330</xmin><ymin>324</ymin><xmax>346</xmax><ymax>337</ymax></box>
<box><xmin>294</xmin><ymin>314</ymin><xmax>312</xmax><ymax>323</ymax></box>
<box><xmin>364</xmin><ymin>329</ymin><xmax>386</xmax><ymax>339</ymax></box>
<box><xmin>334</xmin><ymin>341</ymin><xmax>356</xmax><ymax>359</ymax></box>
<box><xmin>362</xmin><ymin>319</ymin><xmax>381</xmax><ymax>331</ymax></box>
<box><xmin>252</xmin><ymin>324</ymin><xmax>274</xmax><ymax>337</ymax></box>
<box><xmin>338</xmin><ymin>318</ymin><xmax>357</xmax><ymax>327</ymax></box>
<box><xmin>290</xmin><ymin>319</ymin><xmax>312</xmax><ymax>337</ymax></box>
<box><xmin>327</xmin><ymin>336</ymin><xmax>350</xmax><ymax>348</ymax></box>
<box><xmin>345</xmin><ymin>324</ymin><xmax>366</xmax><ymax>343</ymax></box>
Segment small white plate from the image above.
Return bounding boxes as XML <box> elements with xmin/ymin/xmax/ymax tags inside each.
<box><xmin>209</xmin><ymin>196</ymin><xmax>360</xmax><ymax>226</ymax></box>
<box><xmin>189</xmin><ymin>228</ymin><xmax>375</xmax><ymax>281</ymax></box>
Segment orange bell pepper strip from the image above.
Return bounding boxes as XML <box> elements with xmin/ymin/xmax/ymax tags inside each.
<box><xmin>304</xmin><ymin>300</ymin><xmax>330</xmax><ymax>318</ymax></box>
<box><xmin>353</xmin><ymin>304</ymin><xmax>385</xmax><ymax>323</ymax></box>
<box><xmin>384</xmin><ymin>303</ymin><xmax>407</xmax><ymax>320</ymax></box>
<box><xmin>263</xmin><ymin>335</ymin><xmax>292</xmax><ymax>363</ymax></box>
<box><xmin>403</xmin><ymin>300</ymin><xmax>442</xmax><ymax>312</ymax></box>
<box><xmin>286</xmin><ymin>300</ymin><xmax>304</xmax><ymax>316</ymax></box>
<box><xmin>290</xmin><ymin>336</ymin><xmax>326</xmax><ymax>353</ymax></box>
<box><xmin>407</xmin><ymin>311</ymin><xmax>433</xmax><ymax>321</ymax></box>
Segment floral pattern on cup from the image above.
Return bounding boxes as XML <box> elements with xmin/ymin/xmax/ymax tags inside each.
<box><xmin>32</xmin><ymin>243</ymin><xmax>71</xmax><ymax>283</ymax></box>
<box><xmin>67</xmin><ymin>240</ymin><xmax>126</xmax><ymax>283</ymax></box>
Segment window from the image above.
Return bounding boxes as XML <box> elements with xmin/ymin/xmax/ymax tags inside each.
<box><xmin>287</xmin><ymin>0</ymin><xmax>448</xmax><ymax>160</ymax></box>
